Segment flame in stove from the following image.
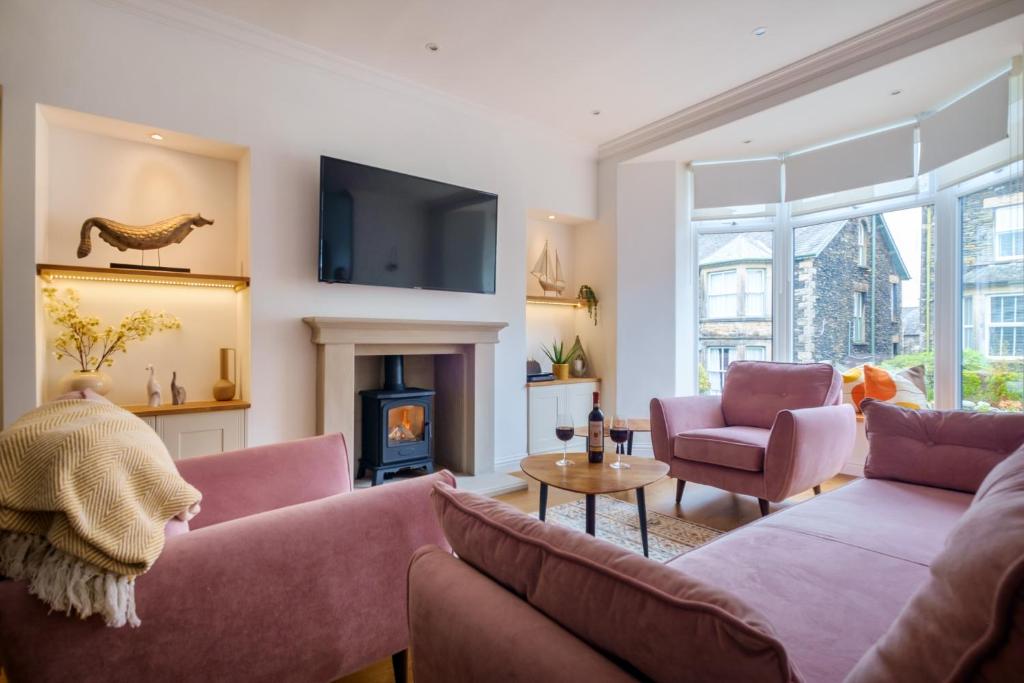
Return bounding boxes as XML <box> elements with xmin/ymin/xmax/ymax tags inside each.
<box><xmin>388</xmin><ymin>407</ymin><xmax>417</xmax><ymax>442</ymax></box>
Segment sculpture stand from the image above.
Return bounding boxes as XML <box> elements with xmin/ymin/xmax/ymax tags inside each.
<box><xmin>110</xmin><ymin>263</ymin><xmax>191</xmax><ymax>273</ymax></box>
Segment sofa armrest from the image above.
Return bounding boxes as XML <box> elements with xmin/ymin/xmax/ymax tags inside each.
<box><xmin>765</xmin><ymin>404</ymin><xmax>855</xmax><ymax>501</ymax></box>
<box><xmin>650</xmin><ymin>396</ymin><xmax>725</xmax><ymax>464</ymax></box>
<box><xmin>175</xmin><ymin>433</ymin><xmax>351</xmax><ymax>529</ymax></box>
<box><xmin>408</xmin><ymin>546</ymin><xmax>636</xmax><ymax>683</ymax></box>
<box><xmin>0</xmin><ymin>470</ymin><xmax>455</xmax><ymax>683</ymax></box>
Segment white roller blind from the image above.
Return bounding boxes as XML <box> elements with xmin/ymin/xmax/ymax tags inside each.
<box><xmin>692</xmin><ymin>159</ymin><xmax>781</xmax><ymax>209</ymax></box>
<box><xmin>920</xmin><ymin>73</ymin><xmax>1010</xmax><ymax>173</ymax></box>
<box><xmin>785</xmin><ymin>124</ymin><xmax>915</xmax><ymax>202</ymax></box>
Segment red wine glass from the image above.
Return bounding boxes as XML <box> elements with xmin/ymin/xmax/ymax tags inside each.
<box><xmin>609</xmin><ymin>416</ymin><xmax>630</xmax><ymax>469</ymax></box>
<box><xmin>555</xmin><ymin>413</ymin><xmax>575</xmax><ymax>467</ymax></box>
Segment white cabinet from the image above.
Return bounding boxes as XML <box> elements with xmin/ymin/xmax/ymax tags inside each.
<box><xmin>137</xmin><ymin>406</ymin><xmax>247</xmax><ymax>460</ymax></box>
<box><xmin>527</xmin><ymin>380</ymin><xmax>599</xmax><ymax>455</ymax></box>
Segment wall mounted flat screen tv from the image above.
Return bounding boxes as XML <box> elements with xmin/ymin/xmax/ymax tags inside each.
<box><xmin>319</xmin><ymin>156</ymin><xmax>498</xmax><ymax>294</ymax></box>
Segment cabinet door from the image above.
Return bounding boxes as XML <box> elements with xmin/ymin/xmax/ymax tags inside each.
<box><xmin>527</xmin><ymin>386</ymin><xmax>562</xmax><ymax>454</ymax></box>
<box><xmin>565</xmin><ymin>382</ymin><xmax>598</xmax><ymax>452</ymax></box>
<box><xmin>156</xmin><ymin>409</ymin><xmax>246</xmax><ymax>460</ymax></box>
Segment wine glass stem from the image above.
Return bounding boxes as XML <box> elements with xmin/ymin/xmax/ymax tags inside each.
<box><xmin>564</xmin><ymin>442</ymin><xmax>568</xmax><ymax>462</ymax></box>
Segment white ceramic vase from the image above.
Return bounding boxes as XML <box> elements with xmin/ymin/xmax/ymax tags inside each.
<box><xmin>59</xmin><ymin>370</ymin><xmax>113</xmax><ymax>396</ymax></box>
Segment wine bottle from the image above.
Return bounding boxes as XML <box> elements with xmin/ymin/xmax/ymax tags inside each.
<box><xmin>587</xmin><ymin>391</ymin><xmax>604</xmax><ymax>464</ymax></box>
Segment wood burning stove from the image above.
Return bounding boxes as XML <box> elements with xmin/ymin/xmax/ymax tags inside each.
<box><xmin>359</xmin><ymin>356</ymin><xmax>435</xmax><ymax>485</ymax></box>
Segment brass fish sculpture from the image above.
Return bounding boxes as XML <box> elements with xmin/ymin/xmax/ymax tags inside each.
<box><xmin>77</xmin><ymin>214</ymin><xmax>214</xmax><ymax>258</ymax></box>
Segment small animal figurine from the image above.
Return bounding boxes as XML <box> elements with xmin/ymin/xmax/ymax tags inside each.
<box><xmin>170</xmin><ymin>371</ymin><xmax>187</xmax><ymax>406</ymax></box>
<box><xmin>146</xmin><ymin>364</ymin><xmax>162</xmax><ymax>407</ymax></box>
<box><xmin>77</xmin><ymin>213</ymin><xmax>215</xmax><ymax>258</ymax></box>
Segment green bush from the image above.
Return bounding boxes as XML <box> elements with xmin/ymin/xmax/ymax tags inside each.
<box><xmin>881</xmin><ymin>350</ymin><xmax>1022</xmax><ymax>409</ymax></box>
<box><xmin>698</xmin><ymin>364</ymin><xmax>711</xmax><ymax>395</ymax></box>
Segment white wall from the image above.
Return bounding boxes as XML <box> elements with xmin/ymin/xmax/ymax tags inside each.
<box><xmin>615</xmin><ymin>161</ymin><xmax>686</xmax><ymax>417</ymax></box>
<box><xmin>0</xmin><ymin>0</ymin><xmax>596</xmax><ymax>467</ymax></box>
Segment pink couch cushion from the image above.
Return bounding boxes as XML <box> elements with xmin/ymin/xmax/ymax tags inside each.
<box><xmin>721</xmin><ymin>361</ymin><xmax>840</xmax><ymax>429</ymax></box>
<box><xmin>862</xmin><ymin>399</ymin><xmax>1024</xmax><ymax>493</ymax></box>
<box><xmin>431</xmin><ymin>483</ymin><xmax>799</xmax><ymax>683</ymax></box>
<box><xmin>675</xmin><ymin>425</ymin><xmax>769</xmax><ymax>472</ymax></box>
<box><xmin>846</xmin><ymin>447</ymin><xmax>1024</xmax><ymax>682</ymax></box>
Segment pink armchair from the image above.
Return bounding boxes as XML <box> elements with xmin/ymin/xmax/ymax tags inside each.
<box><xmin>0</xmin><ymin>433</ymin><xmax>453</xmax><ymax>683</ymax></box>
<box><xmin>651</xmin><ymin>361</ymin><xmax>855</xmax><ymax>515</ymax></box>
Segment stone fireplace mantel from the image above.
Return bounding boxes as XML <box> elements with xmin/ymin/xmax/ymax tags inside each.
<box><xmin>303</xmin><ymin>317</ymin><xmax>508</xmax><ymax>478</ymax></box>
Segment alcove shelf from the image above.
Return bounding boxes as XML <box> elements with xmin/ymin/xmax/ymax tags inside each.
<box><xmin>122</xmin><ymin>399</ymin><xmax>251</xmax><ymax>417</ymax></box>
<box><xmin>526</xmin><ymin>295</ymin><xmax>582</xmax><ymax>308</ymax></box>
<box><xmin>37</xmin><ymin>264</ymin><xmax>250</xmax><ymax>291</ymax></box>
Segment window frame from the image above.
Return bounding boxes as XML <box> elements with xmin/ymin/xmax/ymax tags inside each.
<box><xmin>987</xmin><ymin>294</ymin><xmax>1024</xmax><ymax>358</ymax></box>
<box><xmin>704</xmin><ymin>346</ymin><xmax>733</xmax><ymax>394</ymax></box>
<box><xmin>705</xmin><ymin>268</ymin><xmax>739</xmax><ymax>319</ymax></box>
<box><xmin>852</xmin><ymin>291</ymin><xmax>867</xmax><ymax>344</ymax></box>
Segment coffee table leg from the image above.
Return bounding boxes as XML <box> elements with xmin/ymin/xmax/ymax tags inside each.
<box><xmin>585</xmin><ymin>494</ymin><xmax>596</xmax><ymax>536</ymax></box>
<box><xmin>539</xmin><ymin>482</ymin><xmax>548</xmax><ymax>522</ymax></box>
<box><xmin>636</xmin><ymin>487</ymin><xmax>649</xmax><ymax>558</ymax></box>
<box><xmin>626</xmin><ymin>430</ymin><xmax>635</xmax><ymax>455</ymax></box>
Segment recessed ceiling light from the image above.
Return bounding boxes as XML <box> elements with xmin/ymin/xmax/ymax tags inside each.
<box><xmin>752</xmin><ymin>27</ymin><xmax>767</xmax><ymax>37</ymax></box>
<box><xmin>425</xmin><ymin>42</ymin><xmax>439</xmax><ymax>52</ymax></box>
<box><xmin>149</xmin><ymin>133</ymin><xmax>164</xmax><ymax>141</ymax></box>
<box><xmin>890</xmin><ymin>89</ymin><xmax>903</xmax><ymax>96</ymax></box>
<box><xmin>742</xmin><ymin>139</ymin><xmax>753</xmax><ymax>144</ymax></box>
<box><xmin>591</xmin><ymin>109</ymin><xmax>601</xmax><ymax>116</ymax></box>
<box><xmin>548</xmin><ymin>215</ymin><xmax>556</xmax><ymax>220</ymax></box>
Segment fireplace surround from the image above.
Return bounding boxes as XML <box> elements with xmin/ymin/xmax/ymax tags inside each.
<box><xmin>303</xmin><ymin>317</ymin><xmax>507</xmax><ymax>479</ymax></box>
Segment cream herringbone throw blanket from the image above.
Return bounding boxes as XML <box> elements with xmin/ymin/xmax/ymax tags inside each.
<box><xmin>0</xmin><ymin>398</ymin><xmax>201</xmax><ymax>627</ymax></box>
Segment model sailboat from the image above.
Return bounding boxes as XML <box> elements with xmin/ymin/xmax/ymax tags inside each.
<box><xmin>531</xmin><ymin>240</ymin><xmax>567</xmax><ymax>296</ymax></box>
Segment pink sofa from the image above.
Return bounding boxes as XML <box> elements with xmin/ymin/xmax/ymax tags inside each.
<box><xmin>651</xmin><ymin>361</ymin><xmax>855</xmax><ymax>515</ymax></box>
<box><xmin>0</xmin><ymin>433</ymin><xmax>453</xmax><ymax>683</ymax></box>
<box><xmin>409</xmin><ymin>401</ymin><xmax>1024</xmax><ymax>682</ymax></box>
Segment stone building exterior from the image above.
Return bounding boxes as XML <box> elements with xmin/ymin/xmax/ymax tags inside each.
<box><xmin>959</xmin><ymin>178</ymin><xmax>1023</xmax><ymax>361</ymax></box>
<box><xmin>793</xmin><ymin>216</ymin><xmax>909</xmax><ymax>367</ymax></box>
<box><xmin>698</xmin><ymin>217</ymin><xmax>909</xmax><ymax>393</ymax></box>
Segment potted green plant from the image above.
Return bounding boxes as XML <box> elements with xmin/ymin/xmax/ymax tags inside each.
<box><xmin>577</xmin><ymin>284</ymin><xmax>598</xmax><ymax>325</ymax></box>
<box><xmin>541</xmin><ymin>339</ymin><xmax>580</xmax><ymax>381</ymax></box>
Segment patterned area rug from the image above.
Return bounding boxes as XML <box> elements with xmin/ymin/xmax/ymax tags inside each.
<box><xmin>540</xmin><ymin>495</ymin><xmax>723</xmax><ymax>563</ymax></box>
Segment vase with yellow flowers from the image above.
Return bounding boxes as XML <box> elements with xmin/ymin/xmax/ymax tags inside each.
<box><xmin>43</xmin><ymin>287</ymin><xmax>181</xmax><ymax>396</ymax></box>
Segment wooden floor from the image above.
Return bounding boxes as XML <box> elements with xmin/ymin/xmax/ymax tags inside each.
<box><xmin>337</xmin><ymin>470</ymin><xmax>854</xmax><ymax>683</ymax></box>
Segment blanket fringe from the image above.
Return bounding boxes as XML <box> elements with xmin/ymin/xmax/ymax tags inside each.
<box><xmin>0</xmin><ymin>531</ymin><xmax>140</xmax><ymax>627</ymax></box>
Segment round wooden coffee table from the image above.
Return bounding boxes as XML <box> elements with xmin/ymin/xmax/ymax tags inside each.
<box><xmin>520</xmin><ymin>452</ymin><xmax>669</xmax><ymax>557</ymax></box>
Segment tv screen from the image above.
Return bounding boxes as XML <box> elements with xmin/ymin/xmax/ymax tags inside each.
<box><xmin>318</xmin><ymin>156</ymin><xmax>498</xmax><ymax>294</ymax></box>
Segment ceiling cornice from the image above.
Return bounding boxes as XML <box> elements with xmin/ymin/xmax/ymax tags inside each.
<box><xmin>598</xmin><ymin>0</ymin><xmax>1024</xmax><ymax>161</ymax></box>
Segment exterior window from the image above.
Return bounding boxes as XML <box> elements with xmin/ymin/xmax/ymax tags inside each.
<box><xmin>857</xmin><ymin>221</ymin><xmax>869</xmax><ymax>266</ymax></box>
<box><xmin>994</xmin><ymin>204</ymin><xmax>1023</xmax><ymax>259</ymax></box>
<box><xmin>745</xmin><ymin>346</ymin><xmax>766</xmax><ymax>361</ymax></box>
<box><xmin>697</xmin><ymin>230</ymin><xmax>773</xmax><ymax>395</ymax></box>
<box><xmin>963</xmin><ymin>296</ymin><xmax>975</xmax><ymax>349</ymax></box>
<box><xmin>705</xmin><ymin>347</ymin><xmax>732</xmax><ymax>394</ymax></box>
<box><xmin>745</xmin><ymin>268</ymin><xmax>767</xmax><ymax>317</ymax></box>
<box><xmin>960</xmin><ymin>178</ymin><xmax>1023</xmax><ymax>412</ymax></box>
<box><xmin>852</xmin><ymin>292</ymin><xmax>866</xmax><ymax>343</ymax></box>
<box><xmin>989</xmin><ymin>295</ymin><xmax>1024</xmax><ymax>357</ymax></box>
<box><xmin>792</xmin><ymin>207</ymin><xmax>931</xmax><ymax>398</ymax></box>
<box><xmin>706</xmin><ymin>270</ymin><xmax>738</xmax><ymax>319</ymax></box>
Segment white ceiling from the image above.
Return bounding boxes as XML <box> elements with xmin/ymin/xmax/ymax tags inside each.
<box><xmin>189</xmin><ymin>0</ymin><xmax>936</xmax><ymax>144</ymax></box>
<box><xmin>632</xmin><ymin>14</ymin><xmax>1024</xmax><ymax>164</ymax></box>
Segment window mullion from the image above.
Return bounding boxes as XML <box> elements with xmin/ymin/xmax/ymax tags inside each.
<box><xmin>933</xmin><ymin>186</ymin><xmax>959</xmax><ymax>409</ymax></box>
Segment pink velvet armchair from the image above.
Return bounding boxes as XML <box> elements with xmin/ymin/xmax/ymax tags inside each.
<box><xmin>0</xmin><ymin>433</ymin><xmax>453</xmax><ymax>683</ymax></box>
<box><xmin>651</xmin><ymin>361</ymin><xmax>855</xmax><ymax>515</ymax></box>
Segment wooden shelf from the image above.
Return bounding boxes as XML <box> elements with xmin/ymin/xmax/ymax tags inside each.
<box><xmin>527</xmin><ymin>377</ymin><xmax>600</xmax><ymax>388</ymax></box>
<box><xmin>526</xmin><ymin>295</ymin><xmax>582</xmax><ymax>308</ymax></box>
<box><xmin>122</xmin><ymin>399</ymin><xmax>250</xmax><ymax>417</ymax></box>
<box><xmin>37</xmin><ymin>264</ymin><xmax>250</xmax><ymax>291</ymax></box>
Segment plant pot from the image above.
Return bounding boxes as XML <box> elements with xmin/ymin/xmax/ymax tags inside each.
<box><xmin>552</xmin><ymin>363</ymin><xmax>570</xmax><ymax>380</ymax></box>
<box><xmin>59</xmin><ymin>370</ymin><xmax>113</xmax><ymax>396</ymax></box>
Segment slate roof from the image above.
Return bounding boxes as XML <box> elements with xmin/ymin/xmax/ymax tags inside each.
<box><xmin>700</xmin><ymin>217</ymin><xmax>911</xmax><ymax>279</ymax></box>
<box><xmin>963</xmin><ymin>261</ymin><xmax>1024</xmax><ymax>286</ymax></box>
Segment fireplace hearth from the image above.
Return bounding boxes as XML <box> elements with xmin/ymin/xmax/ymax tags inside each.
<box><xmin>358</xmin><ymin>355</ymin><xmax>435</xmax><ymax>485</ymax></box>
